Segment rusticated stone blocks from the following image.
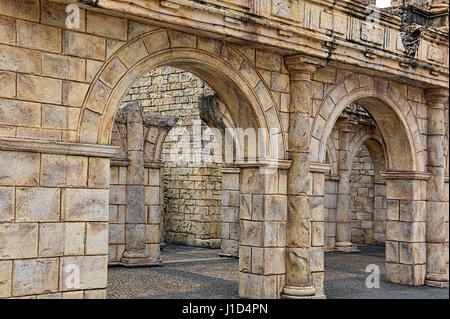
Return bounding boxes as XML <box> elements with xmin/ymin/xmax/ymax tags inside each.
<box><xmin>238</xmin><ymin>167</ymin><xmax>288</xmax><ymax>299</ymax></box>
<box><xmin>0</xmin><ymin>146</ymin><xmax>112</xmax><ymax>299</ymax></box>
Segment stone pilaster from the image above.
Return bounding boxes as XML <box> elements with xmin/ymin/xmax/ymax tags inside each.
<box><xmin>238</xmin><ymin>161</ymin><xmax>290</xmax><ymax>299</ymax></box>
<box><xmin>309</xmin><ymin>162</ymin><xmax>331</xmax><ymax>296</ymax></box>
<box><xmin>121</xmin><ymin>103</ymin><xmax>156</xmax><ymax>266</ymax></box>
<box><xmin>424</xmin><ymin>88</ymin><xmax>449</xmax><ymax>288</ymax></box>
<box><xmin>382</xmin><ymin>171</ymin><xmax>430</xmax><ymax>286</ymax></box>
<box><xmin>282</xmin><ymin>55</ymin><xmax>326</xmax><ymax>299</ymax></box>
<box><xmin>220</xmin><ymin>167</ymin><xmax>241</xmax><ymax>257</ymax></box>
<box><xmin>335</xmin><ymin>124</ymin><xmax>356</xmax><ymax>251</ymax></box>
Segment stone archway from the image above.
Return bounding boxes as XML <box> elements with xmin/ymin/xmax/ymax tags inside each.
<box><xmin>311</xmin><ymin>74</ymin><xmax>424</xmax><ymax>172</ymax></box>
<box><xmin>76</xmin><ymin>29</ymin><xmax>288</xmax><ymax>298</ymax></box>
<box><xmin>311</xmin><ymin>74</ymin><xmax>429</xmax><ymax>286</ymax></box>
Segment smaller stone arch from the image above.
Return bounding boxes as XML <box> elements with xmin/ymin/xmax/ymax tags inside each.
<box><xmin>311</xmin><ymin>73</ymin><xmax>424</xmax><ymax>172</ymax></box>
<box><xmin>347</xmin><ymin>127</ymin><xmax>387</xmax><ymax>178</ymax></box>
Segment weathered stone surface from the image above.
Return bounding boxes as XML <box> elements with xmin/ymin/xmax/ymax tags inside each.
<box><xmin>16</xmin><ymin>187</ymin><xmax>60</xmax><ymax>222</ymax></box>
<box><xmin>0</xmin><ymin>16</ymin><xmax>16</xmax><ymax>44</ymax></box>
<box><xmin>0</xmin><ymin>223</ymin><xmax>38</xmax><ymax>259</ymax></box>
<box><xmin>88</xmin><ymin>158</ymin><xmax>110</xmax><ymax>189</ymax></box>
<box><xmin>60</xmin><ymin>256</ymin><xmax>108</xmax><ymax>291</ymax></box>
<box><xmin>63</xmin><ymin>189</ymin><xmax>109</xmax><ymax>222</ymax></box>
<box><xmin>17</xmin><ymin>20</ymin><xmax>61</xmax><ymax>53</ymax></box>
<box><xmin>0</xmin><ymin>0</ymin><xmax>448</xmax><ymax>300</ymax></box>
<box><xmin>39</xmin><ymin>223</ymin><xmax>64</xmax><ymax>257</ymax></box>
<box><xmin>0</xmin><ymin>0</ymin><xmax>40</xmax><ymax>22</ymax></box>
<box><xmin>63</xmin><ymin>31</ymin><xmax>106</xmax><ymax>60</ymax></box>
<box><xmin>86</xmin><ymin>222</ymin><xmax>109</xmax><ymax>255</ymax></box>
<box><xmin>17</xmin><ymin>74</ymin><xmax>62</xmax><ymax>104</ymax></box>
<box><xmin>0</xmin><ymin>99</ymin><xmax>41</xmax><ymax>128</ymax></box>
<box><xmin>64</xmin><ymin>223</ymin><xmax>85</xmax><ymax>256</ymax></box>
<box><xmin>12</xmin><ymin>258</ymin><xmax>58</xmax><ymax>296</ymax></box>
<box><xmin>0</xmin><ymin>71</ymin><xmax>15</xmax><ymax>98</ymax></box>
<box><xmin>0</xmin><ymin>187</ymin><xmax>14</xmax><ymax>222</ymax></box>
<box><xmin>0</xmin><ymin>260</ymin><xmax>12</xmax><ymax>298</ymax></box>
<box><xmin>62</xmin><ymin>81</ymin><xmax>90</xmax><ymax>108</ymax></box>
<box><xmin>42</xmin><ymin>53</ymin><xmax>85</xmax><ymax>82</ymax></box>
<box><xmin>109</xmin><ymin>224</ymin><xmax>125</xmax><ymax>244</ymax></box>
<box><xmin>41</xmin><ymin>0</ymin><xmax>86</xmax><ymax>31</ymax></box>
<box><xmin>86</xmin><ymin>11</ymin><xmax>128</xmax><ymax>41</ymax></box>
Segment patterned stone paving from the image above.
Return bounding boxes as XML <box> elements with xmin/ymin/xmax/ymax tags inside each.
<box><xmin>107</xmin><ymin>245</ymin><xmax>449</xmax><ymax>299</ymax></box>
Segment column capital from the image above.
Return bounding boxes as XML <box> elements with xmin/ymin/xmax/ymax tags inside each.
<box><xmin>285</xmin><ymin>54</ymin><xmax>327</xmax><ymax>80</ymax></box>
<box><xmin>424</xmin><ymin>88</ymin><xmax>449</xmax><ymax>106</ymax></box>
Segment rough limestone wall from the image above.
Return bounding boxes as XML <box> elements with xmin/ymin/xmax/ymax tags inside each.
<box><xmin>350</xmin><ymin>144</ymin><xmax>387</xmax><ymax>245</ymax></box>
<box><xmin>121</xmin><ymin>66</ymin><xmax>222</xmax><ymax>248</ymax></box>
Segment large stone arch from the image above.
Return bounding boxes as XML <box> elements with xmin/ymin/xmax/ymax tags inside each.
<box><xmin>311</xmin><ymin>74</ymin><xmax>424</xmax><ymax>172</ymax></box>
<box><xmin>76</xmin><ymin>29</ymin><xmax>286</xmax><ymax>161</ymax></box>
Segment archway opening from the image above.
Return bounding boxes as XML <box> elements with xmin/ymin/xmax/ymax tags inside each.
<box><xmin>107</xmin><ymin>65</ymin><xmax>241</xmax><ymax>299</ymax></box>
<box><xmin>350</xmin><ymin>139</ymin><xmax>387</xmax><ymax>246</ymax></box>
<box><xmin>323</xmin><ymin>101</ymin><xmax>397</xmax><ymax>297</ymax></box>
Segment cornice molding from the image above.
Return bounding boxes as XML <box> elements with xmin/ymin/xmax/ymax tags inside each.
<box><xmin>0</xmin><ymin>137</ymin><xmax>119</xmax><ymax>158</ymax></box>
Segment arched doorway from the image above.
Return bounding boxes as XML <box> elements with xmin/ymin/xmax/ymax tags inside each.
<box><xmin>312</xmin><ymin>74</ymin><xmax>428</xmax><ymax>287</ymax></box>
<box><xmin>77</xmin><ymin>29</ymin><xmax>288</xmax><ymax>298</ymax></box>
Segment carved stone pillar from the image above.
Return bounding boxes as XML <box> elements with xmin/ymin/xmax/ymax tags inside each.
<box><xmin>335</xmin><ymin>124</ymin><xmax>356</xmax><ymax>251</ymax></box>
<box><xmin>121</xmin><ymin>103</ymin><xmax>153</xmax><ymax>266</ymax></box>
<box><xmin>120</xmin><ymin>103</ymin><xmax>178</xmax><ymax>266</ymax></box>
<box><xmin>282</xmin><ymin>55</ymin><xmax>325</xmax><ymax>299</ymax></box>
<box><xmin>424</xmin><ymin>88</ymin><xmax>449</xmax><ymax>288</ymax></box>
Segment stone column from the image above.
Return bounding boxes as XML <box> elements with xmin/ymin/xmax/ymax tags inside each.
<box><xmin>142</xmin><ymin>113</ymin><xmax>178</xmax><ymax>255</ymax></box>
<box><xmin>121</xmin><ymin>104</ymin><xmax>156</xmax><ymax>266</ymax></box>
<box><xmin>382</xmin><ymin>172</ymin><xmax>429</xmax><ymax>286</ymax></box>
<box><xmin>0</xmin><ymin>137</ymin><xmax>117</xmax><ymax>299</ymax></box>
<box><xmin>220</xmin><ymin>167</ymin><xmax>240</xmax><ymax>257</ymax></box>
<box><xmin>424</xmin><ymin>88</ymin><xmax>449</xmax><ymax>288</ymax></box>
<box><xmin>335</xmin><ymin>125</ymin><xmax>356</xmax><ymax>251</ymax></box>
<box><xmin>282</xmin><ymin>55</ymin><xmax>325</xmax><ymax>299</ymax></box>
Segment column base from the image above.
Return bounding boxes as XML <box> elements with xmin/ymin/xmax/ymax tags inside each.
<box><xmin>425</xmin><ymin>273</ymin><xmax>449</xmax><ymax>288</ymax></box>
<box><xmin>281</xmin><ymin>286</ymin><xmax>321</xmax><ymax>299</ymax></box>
<box><xmin>120</xmin><ymin>250</ymin><xmax>161</xmax><ymax>267</ymax></box>
<box><xmin>334</xmin><ymin>242</ymin><xmax>359</xmax><ymax>252</ymax></box>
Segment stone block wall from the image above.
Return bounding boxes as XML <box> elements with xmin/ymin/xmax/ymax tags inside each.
<box><xmin>350</xmin><ymin>144</ymin><xmax>387</xmax><ymax>245</ymax></box>
<box><xmin>0</xmin><ymin>149</ymin><xmax>110</xmax><ymax>299</ymax></box>
<box><xmin>121</xmin><ymin>66</ymin><xmax>223</xmax><ymax>247</ymax></box>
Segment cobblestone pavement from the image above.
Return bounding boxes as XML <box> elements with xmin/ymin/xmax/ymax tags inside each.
<box><xmin>107</xmin><ymin>245</ymin><xmax>449</xmax><ymax>299</ymax></box>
